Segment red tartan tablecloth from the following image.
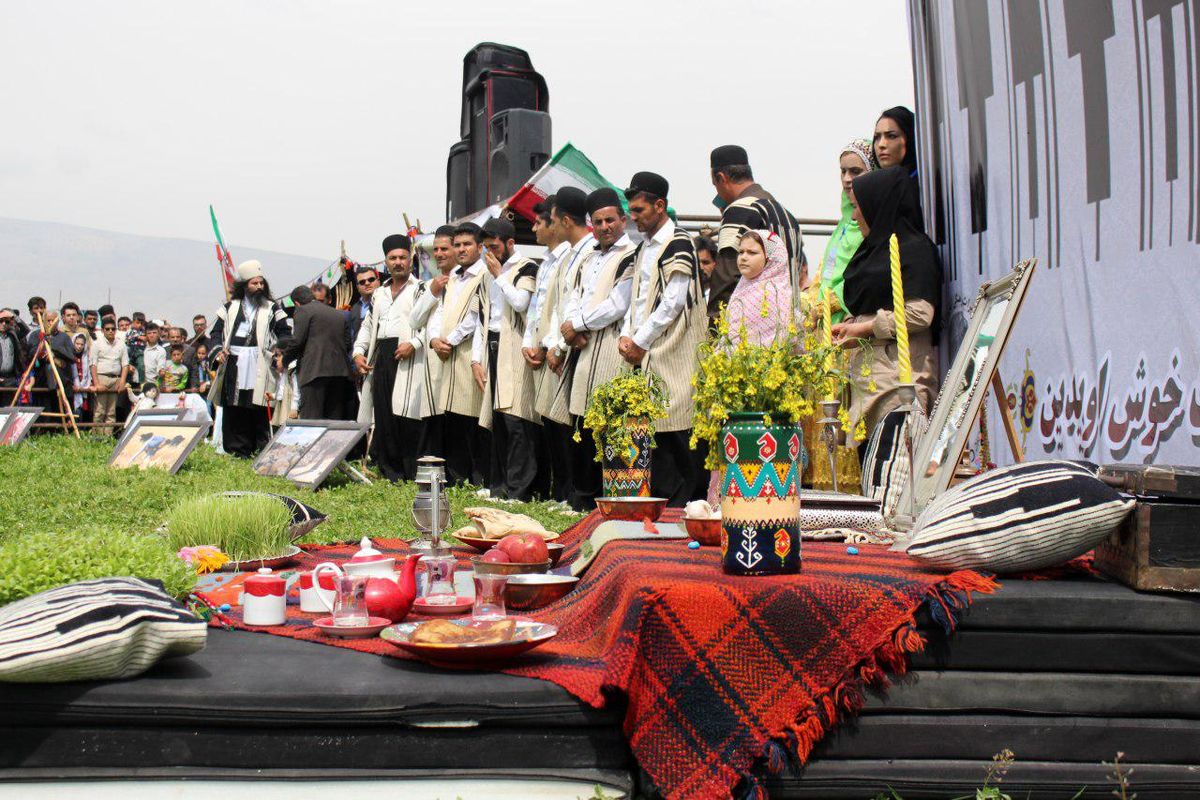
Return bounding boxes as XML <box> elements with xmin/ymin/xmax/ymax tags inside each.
<box><xmin>204</xmin><ymin>510</ymin><xmax>996</xmax><ymax>800</ymax></box>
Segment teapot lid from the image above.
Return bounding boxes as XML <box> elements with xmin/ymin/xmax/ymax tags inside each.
<box><xmin>244</xmin><ymin>567</ymin><xmax>285</xmax><ymax>587</ymax></box>
<box><xmin>349</xmin><ymin>536</ymin><xmax>390</xmax><ymax>563</ymax></box>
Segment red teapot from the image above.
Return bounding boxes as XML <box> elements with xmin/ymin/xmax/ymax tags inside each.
<box><xmin>362</xmin><ymin>553</ymin><xmax>420</xmax><ymax>622</ymax></box>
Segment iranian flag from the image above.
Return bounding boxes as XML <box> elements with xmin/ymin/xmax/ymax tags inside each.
<box><xmin>209</xmin><ymin>205</ymin><xmax>237</xmax><ymax>299</ymax></box>
<box><xmin>505</xmin><ymin>143</ymin><xmax>625</xmax><ymax>221</ymax></box>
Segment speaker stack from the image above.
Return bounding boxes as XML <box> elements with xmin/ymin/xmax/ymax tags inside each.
<box><xmin>446</xmin><ymin>43</ymin><xmax>552</xmax><ymax>222</ymax></box>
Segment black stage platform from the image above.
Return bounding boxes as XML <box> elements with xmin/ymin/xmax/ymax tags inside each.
<box><xmin>3</xmin><ymin>578</ymin><xmax>1199</xmax><ymax>798</ymax></box>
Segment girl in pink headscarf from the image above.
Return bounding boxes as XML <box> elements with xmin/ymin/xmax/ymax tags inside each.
<box><xmin>705</xmin><ymin>229</ymin><xmax>796</xmax><ymax>503</ymax></box>
<box><xmin>725</xmin><ymin>229</ymin><xmax>794</xmax><ymax>345</ymax></box>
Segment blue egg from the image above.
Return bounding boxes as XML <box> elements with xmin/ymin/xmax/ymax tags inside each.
<box><xmin>688</xmin><ymin>540</ymin><xmax>701</xmax><ymax>550</ymax></box>
<box><xmin>219</xmin><ymin>603</ymin><xmax>231</xmax><ymax>612</ymax></box>
<box><xmin>846</xmin><ymin>546</ymin><xmax>859</xmax><ymax>556</ymax></box>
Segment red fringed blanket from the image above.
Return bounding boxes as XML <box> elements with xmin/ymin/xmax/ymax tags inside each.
<box><xmin>208</xmin><ymin>509</ymin><xmax>996</xmax><ymax>799</ymax></box>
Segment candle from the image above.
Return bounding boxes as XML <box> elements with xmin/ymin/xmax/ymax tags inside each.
<box><xmin>889</xmin><ymin>234</ymin><xmax>912</xmax><ymax>384</ymax></box>
<box><xmin>822</xmin><ymin>289</ymin><xmax>835</xmax><ymax>401</ymax></box>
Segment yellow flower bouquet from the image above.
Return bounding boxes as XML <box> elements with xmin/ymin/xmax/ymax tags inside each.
<box><xmin>580</xmin><ymin>370</ymin><xmax>669</xmax><ymax>463</ymax></box>
<box><xmin>689</xmin><ymin>303</ymin><xmax>860</xmax><ymax>472</ymax></box>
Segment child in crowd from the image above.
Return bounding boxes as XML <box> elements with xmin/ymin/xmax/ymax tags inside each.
<box><xmin>70</xmin><ymin>333</ymin><xmax>93</xmax><ymax>423</ymax></box>
<box><xmin>127</xmin><ymin>381</ymin><xmax>160</xmax><ymax>414</ymax></box>
<box><xmin>188</xmin><ymin>343</ymin><xmax>211</xmax><ymax>395</ymax></box>
<box><xmin>266</xmin><ymin>340</ymin><xmax>299</xmax><ymax>426</ymax></box>
<box><xmin>161</xmin><ymin>344</ymin><xmax>190</xmax><ymax>392</ymax></box>
<box><xmin>141</xmin><ymin>322</ymin><xmax>166</xmax><ymax>386</ymax></box>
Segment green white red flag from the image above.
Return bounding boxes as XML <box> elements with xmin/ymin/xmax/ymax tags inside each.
<box><xmin>505</xmin><ymin>143</ymin><xmax>625</xmax><ymax>221</ymax></box>
<box><xmin>209</xmin><ymin>205</ymin><xmax>237</xmax><ymax>299</ymax></box>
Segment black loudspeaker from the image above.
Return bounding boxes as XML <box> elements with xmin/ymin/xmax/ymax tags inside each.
<box><xmin>446</xmin><ymin>139</ymin><xmax>471</xmax><ymax>222</ymax></box>
<box><xmin>450</xmin><ymin>42</ymin><xmax>549</xmax><ymax>217</ymax></box>
<box><xmin>488</xmin><ymin>110</ymin><xmax>551</xmax><ymax>205</ymax></box>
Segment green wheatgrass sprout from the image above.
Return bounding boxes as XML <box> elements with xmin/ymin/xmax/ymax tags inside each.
<box><xmin>0</xmin><ymin>528</ymin><xmax>197</xmax><ymax>605</ymax></box>
<box><xmin>163</xmin><ymin>494</ymin><xmax>293</xmax><ymax>562</ymax></box>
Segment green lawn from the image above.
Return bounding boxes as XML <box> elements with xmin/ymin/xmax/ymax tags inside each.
<box><xmin>0</xmin><ymin>434</ymin><xmax>582</xmax><ymax>548</ymax></box>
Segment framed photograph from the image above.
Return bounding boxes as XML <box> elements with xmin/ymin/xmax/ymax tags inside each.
<box><xmin>281</xmin><ymin>421</ymin><xmax>367</xmax><ymax>490</ymax></box>
<box><xmin>115</xmin><ymin>408</ymin><xmax>186</xmax><ymax>452</ymax></box>
<box><xmin>109</xmin><ymin>419</ymin><xmax>211</xmax><ymax>475</ymax></box>
<box><xmin>0</xmin><ymin>407</ymin><xmax>43</xmax><ymax>445</ymax></box>
<box><xmin>253</xmin><ymin>422</ymin><xmax>328</xmax><ymax>477</ymax></box>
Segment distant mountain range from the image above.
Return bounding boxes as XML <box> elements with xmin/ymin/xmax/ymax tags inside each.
<box><xmin>0</xmin><ymin>217</ymin><xmax>332</xmax><ymax>325</ymax></box>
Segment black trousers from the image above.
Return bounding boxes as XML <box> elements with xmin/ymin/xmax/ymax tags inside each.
<box><xmin>570</xmin><ymin>424</ymin><xmax>602</xmax><ymax>510</ymax></box>
<box><xmin>222</xmin><ymin>404</ymin><xmax>270</xmax><ymax>458</ymax></box>
<box><xmin>444</xmin><ymin>411</ymin><xmax>490</xmax><ymax>488</ymax></box>
<box><xmin>650</xmin><ymin>429</ymin><xmax>703</xmax><ymax>507</ymax></box>
<box><xmin>299</xmin><ymin>376</ymin><xmax>353</xmax><ymax>421</ymax></box>
<box><xmin>420</xmin><ymin>414</ymin><xmax>445</xmax><ymax>461</ymax></box>
<box><xmin>544</xmin><ymin>419</ymin><xmax>574</xmax><ymax>505</ymax></box>
<box><xmin>367</xmin><ymin>340</ymin><xmax>420</xmax><ymax>481</ymax></box>
<box><xmin>486</xmin><ymin>334</ymin><xmax>508</xmax><ymax>496</ymax></box>
<box><xmin>501</xmin><ymin>413</ymin><xmax>541</xmax><ymax>502</ymax></box>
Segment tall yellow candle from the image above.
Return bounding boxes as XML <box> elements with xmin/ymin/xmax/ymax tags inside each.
<box><xmin>889</xmin><ymin>234</ymin><xmax>913</xmax><ymax>384</ymax></box>
<box><xmin>822</xmin><ymin>289</ymin><xmax>834</xmax><ymax>400</ymax></box>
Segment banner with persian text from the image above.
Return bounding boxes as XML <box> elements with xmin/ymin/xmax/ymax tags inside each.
<box><xmin>908</xmin><ymin>0</ymin><xmax>1200</xmax><ymax>466</ymax></box>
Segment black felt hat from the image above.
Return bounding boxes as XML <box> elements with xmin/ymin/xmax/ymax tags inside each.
<box><xmin>586</xmin><ymin>187</ymin><xmax>623</xmax><ymax>215</ymax></box>
<box><xmin>710</xmin><ymin>144</ymin><xmax>749</xmax><ymax>170</ymax></box>
<box><xmin>381</xmin><ymin>234</ymin><xmax>411</xmax><ymax>255</ymax></box>
<box><xmin>553</xmin><ymin>187</ymin><xmax>588</xmax><ymax>221</ymax></box>
<box><xmin>623</xmin><ymin>171</ymin><xmax>669</xmax><ymax>200</ymax></box>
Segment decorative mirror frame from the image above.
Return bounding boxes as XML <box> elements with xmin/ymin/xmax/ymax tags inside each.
<box><xmin>896</xmin><ymin>258</ymin><xmax>1038</xmax><ymax>520</ymax></box>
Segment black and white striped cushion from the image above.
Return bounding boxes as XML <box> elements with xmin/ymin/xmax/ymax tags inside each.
<box><xmin>905</xmin><ymin>460</ymin><xmax>1134</xmax><ymax>573</ymax></box>
<box><xmin>0</xmin><ymin>577</ymin><xmax>207</xmax><ymax>683</ymax></box>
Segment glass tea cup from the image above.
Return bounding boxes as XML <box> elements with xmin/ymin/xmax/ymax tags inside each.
<box><xmin>332</xmin><ymin>574</ymin><xmax>369</xmax><ymax>627</ymax></box>
<box><xmin>423</xmin><ymin>554</ymin><xmax>457</xmax><ymax>606</ymax></box>
<box><xmin>472</xmin><ymin>573</ymin><xmax>508</xmax><ymax>620</ymax></box>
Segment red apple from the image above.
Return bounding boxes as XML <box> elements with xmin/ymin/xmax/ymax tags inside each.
<box><xmin>481</xmin><ymin>547</ymin><xmax>510</xmax><ymax>563</ymax></box>
<box><xmin>496</xmin><ymin>533</ymin><xmax>549</xmax><ymax>564</ymax></box>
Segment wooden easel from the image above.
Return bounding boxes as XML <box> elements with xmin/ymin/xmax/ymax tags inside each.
<box><xmin>953</xmin><ymin>368</ymin><xmax>1023</xmax><ymax>482</ymax></box>
<box><xmin>9</xmin><ymin>315</ymin><xmax>80</xmax><ymax>438</ymax></box>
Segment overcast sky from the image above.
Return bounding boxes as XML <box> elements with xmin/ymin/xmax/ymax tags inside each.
<box><xmin>1</xmin><ymin>0</ymin><xmax>913</xmax><ymax>263</ymax></box>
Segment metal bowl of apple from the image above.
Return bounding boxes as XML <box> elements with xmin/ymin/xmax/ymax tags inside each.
<box><xmin>505</xmin><ymin>574</ymin><xmax>579</xmax><ymax>610</ymax></box>
<box><xmin>470</xmin><ymin>555</ymin><xmax>552</xmax><ymax>576</ymax></box>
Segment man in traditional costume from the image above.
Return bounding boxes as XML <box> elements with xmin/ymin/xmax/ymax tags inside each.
<box><xmin>618</xmin><ymin>172</ymin><xmax>707</xmax><ymax>507</ymax></box>
<box><xmin>708</xmin><ymin>145</ymin><xmax>804</xmax><ymax>318</ymax></box>
<box><xmin>522</xmin><ymin>198</ymin><xmax>569</xmax><ymax>500</ymax></box>
<box><xmin>533</xmin><ymin>187</ymin><xmax>595</xmax><ymax>510</ymax></box>
<box><xmin>208</xmin><ymin>260</ymin><xmax>292</xmax><ymax>457</ymax></box>
<box><xmin>562</xmin><ymin>188</ymin><xmax>637</xmax><ymax>507</ymax></box>
<box><xmin>410</xmin><ymin>225</ymin><xmax>458</xmax><ymax>462</ymax></box>
<box><xmin>427</xmin><ymin>223</ymin><xmax>491</xmax><ymax>486</ymax></box>
<box><xmin>352</xmin><ymin>234</ymin><xmax>427</xmax><ymax>481</ymax></box>
<box><xmin>474</xmin><ymin>217</ymin><xmax>541</xmax><ymax>500</ymax></box>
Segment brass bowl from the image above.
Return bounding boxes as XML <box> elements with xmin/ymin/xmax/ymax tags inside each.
<box><xmin>546</xmin><ymin>542</ymin><xmax>564</xmax><ymax>567</ymax></box>
<box><xmin>683</xmin><ymin>516</ymin><xmax>723</xmax><ymax>546</ymax></box>
<box><xmin>595</xmin><ymin>496</ymin><xmax>668</xmax><ymax>522</ymax></box>
<box><xmin>469</xmin><ymin>557</ymin><xmax>552</xmax><ymax>577</ymax></box>
<box><xmin>505</xmin><ymin>574</ymin><xmax>579</xmax><ymax>610</ymax></box>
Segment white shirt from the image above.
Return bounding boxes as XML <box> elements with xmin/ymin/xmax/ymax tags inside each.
<box><xmin>142</xmin><ymin>343</ymin><xmax>168</xmax><ymax>384</ymax></box>
<box><xmin>621</xmin><ymin>219</ymin><xmax>691</xmax><ymax>351</ymax></box>
<box><xmin>352</xmin><ymin>278</ymin><xmax>422</xmax><ymax>357</ymax></box>
<box><xmin>473</xmin><ymin>252</ymin><xmax>531</xmax><ymax>363</ymax></box>
<box><xmin>567</xmin><ymin>234</ymin><xmax>633</xmax><ymax>332</ymax></box>
<box><xmin>522</xmin><ymin>241</ymin><xmax>569</xmax><ymax>349</ymax></box>
<box><xmin>543</xmin><ymin>233</ymin><xmax>596</xmax><ymax>353</ymax></box>
<box><xmin>427</xmin><ymin>260</ymin><xmax>484</xmax><ymax>348</ymax></box>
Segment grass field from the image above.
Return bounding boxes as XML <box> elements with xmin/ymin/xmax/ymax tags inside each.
<box><xmin>0</xmin><ymin>434</ymin><xmax>582</xmax><ymax>548</ymax></box>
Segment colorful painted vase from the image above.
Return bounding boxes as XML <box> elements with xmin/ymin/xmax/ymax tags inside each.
<box><xmin>601</xmin><ymin>418</ymin><xmax>652</xmax><ymax>497</ymax></box>
<box><xmin>719</xmin><ymin>412</ymin><xmax>802</xmax><ymax>575</ymax></box>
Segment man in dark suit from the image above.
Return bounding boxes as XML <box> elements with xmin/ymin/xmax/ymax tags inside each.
<box><xmin>284</xmin><ymin>285</ymin><xmax>354</xmax><ymax>420</ymax></box>
<box><xmin>346</xmin><ymin>266</ymin><xmax>380</xmax><ymax>346</ymax></box>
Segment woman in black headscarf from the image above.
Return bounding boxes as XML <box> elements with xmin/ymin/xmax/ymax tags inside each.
<box><xmin>872</xmin><ymin>106</ymin><xmax>917</xmax><ymax>174</ymax></box>
<box><xmin>831</xmin><ymin>166</ymin><xmax>941</xmax><ymax>439</ymax></box>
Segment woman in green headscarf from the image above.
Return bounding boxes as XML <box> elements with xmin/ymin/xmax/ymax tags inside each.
<box><xmin>814</xmin><ymin>139</ymin><xmax>875</xmax><ymax>323</ymax></box>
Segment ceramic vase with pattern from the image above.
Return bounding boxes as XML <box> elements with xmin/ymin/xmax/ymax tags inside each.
<box><xmin>601</xmin><ymin>418</ymin><xmax>652</xmax><ymax>497</ymax></box>
<box><xmin>719</xmin><ymin>412</ymin><xmax>802</xmax><ymax>575</ymax></box>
